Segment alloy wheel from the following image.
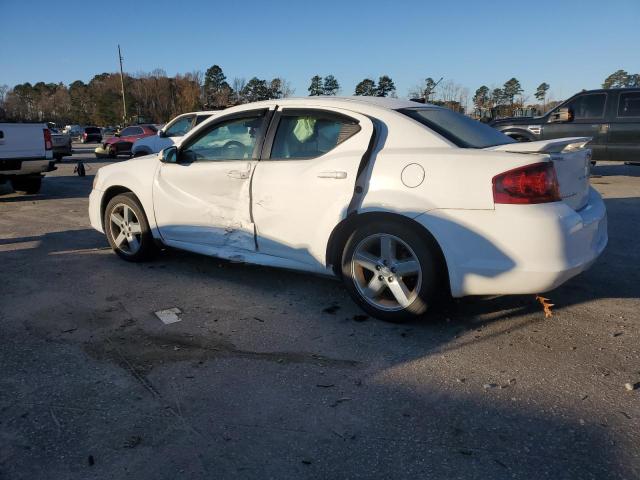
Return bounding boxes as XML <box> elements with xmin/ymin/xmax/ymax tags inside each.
<box><xmin>109</xmin><ymin>203</ymin><xmax>143</xmax><ymax>255</ymax></box>
<box><xmin>351</xmin><ymin>233</ymin><xmax>422</xmax><ymax>311</ymax></box>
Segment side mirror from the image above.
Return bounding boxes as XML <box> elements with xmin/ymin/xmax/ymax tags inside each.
<box><xmin>160</xmin><ymin>146</ymin><xmax>178</xmax><ymax>163</ymax></box>
<box><xmin>549</xmin><ymin>107</ymin><xmax>572</xmax><ymax>123</ymax></box>
<box><xmin>158</xmin><ymin>130</ymin><xmax>167</xmax><ymax>138</ymax></box>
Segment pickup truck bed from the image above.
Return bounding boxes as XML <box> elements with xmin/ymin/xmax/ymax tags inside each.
<box><xmin>0</xmin><ymin>123</ymin><xmax>56</xmax><ymax>193</ymax></box>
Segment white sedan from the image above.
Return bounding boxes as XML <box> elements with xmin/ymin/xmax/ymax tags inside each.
<box><xmin>89</xmin><ymin>97</ymin><xmax>607</xmax><ymax>321</ymax></box>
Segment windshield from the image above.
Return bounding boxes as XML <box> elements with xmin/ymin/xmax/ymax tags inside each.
<box><xmin>399</xmin><ymin>108</ymin><xmax>515</xmax><ymax>148</ymax></box>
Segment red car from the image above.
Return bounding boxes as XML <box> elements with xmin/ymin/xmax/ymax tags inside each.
<box><xmin>98</xmin><ymin>125</ymin><xmax>157</xmax><ymax>158</ymax></box>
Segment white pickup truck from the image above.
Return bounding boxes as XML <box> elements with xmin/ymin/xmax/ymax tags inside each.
<box><xmin>0</xmin><ymin>123</ymin><xmax>56</xmax><ymax>194</ymax></box>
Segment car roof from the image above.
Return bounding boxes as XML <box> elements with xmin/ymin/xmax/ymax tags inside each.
<box><xmin>247</xmin><ymin>96</ymin><xmax>429</xmax><ymax>111</ymax></box>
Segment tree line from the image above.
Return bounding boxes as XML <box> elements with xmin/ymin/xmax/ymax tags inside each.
<box><xmin>0</xmin><ymin>66</ymin><xmax>636</xmax><ymax>126</ymax></box>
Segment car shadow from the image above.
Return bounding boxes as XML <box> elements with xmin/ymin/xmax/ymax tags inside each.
<box><xmin>0</xmin><ymin>220</ymin><xmax>635</xmax><ymax>478</ymax></box>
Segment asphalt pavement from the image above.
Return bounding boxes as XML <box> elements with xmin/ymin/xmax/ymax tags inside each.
<box><xmin>1</xmin><ymin>145</ymin><xmax>639</xmax><ymax>479</ymax></box>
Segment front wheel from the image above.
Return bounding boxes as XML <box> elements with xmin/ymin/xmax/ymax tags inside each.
<box><xmin>11</xmin><ymin>175</ymin><xmax>42</xmax><ymax>194</ymax></box>
<box><xmin>104</xmin><ymin>193</ymin><xmax>157</xmax><ymax>262</ymax></box>
<box><xmin>341</xmin><ymin>222</ymin><xmax>439</xmax><ymax>322</ymax></box>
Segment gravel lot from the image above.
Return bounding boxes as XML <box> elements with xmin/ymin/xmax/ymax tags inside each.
<box><xmin>1</xmin><ymin>145</ymin><xmax>639</xmax><ymax>479</ymax></box>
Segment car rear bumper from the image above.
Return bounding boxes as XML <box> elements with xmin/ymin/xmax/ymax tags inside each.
<box><xmin>414</xmin><ymin>186</ymin><xmax>608</xmax><ymax>297</ymax></box>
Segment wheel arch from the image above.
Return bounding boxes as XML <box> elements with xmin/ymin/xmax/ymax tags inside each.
<box><xmin>325</xmin><ymin>211</ymin><xmax>450</xmax><ymax>294</ymax></box>
<box><xmin>100</xmin><ymin>186</ymin><xmax>141</xmax><ymax>230</ymax></box>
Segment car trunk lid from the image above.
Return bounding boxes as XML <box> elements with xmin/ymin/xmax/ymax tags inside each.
<box><xmin>486</xmin><ymin>137</ymin><xmax>592</xmax><ymax>211</ymax></box>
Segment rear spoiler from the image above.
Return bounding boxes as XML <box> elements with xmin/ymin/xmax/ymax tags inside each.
<box><xmin>486</xmin><ymin>137</ymin><xmax>591</xmax><ymax>154</ymax></box>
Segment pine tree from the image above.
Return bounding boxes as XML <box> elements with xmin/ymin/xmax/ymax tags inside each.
<box><xmin>376</xmin><ymin>75</ymin><xmax>396</xmax><ymax>97</ymax></box>
<box><xmin>424</xmin><ymin>77</ymin><xmax>437</xmax><ymax>100</ymax></box>
<box><xmin>323</xmin><ymin>75</ymin><xmax>340</xmax><ymax>95</ymax></box>
<box><xmin>473</xmin><ymin>85</ymin><xmax>489</xmax><ymax>109</ymax></box>
<box><xmin>602</xmin><ymin>69</ymin><xmax>630</xmax><ymax>88</ymax></box>
<box><xmin>241</xmin><ymin>77</ymin><xmax>271</xmax><ymax>102</ymax></box>
<box><xmin>502</xmin><ymin>78</ymin><xmax>523</xmax><ymax>105</ymax></box>
<box><xmin>535</xmin><ymin>82</ymin><xmax>550</xmax><ymax>109</ymax></box>
<box><xmin>354</xmin><ymin>78</ymin><xmax>376</xmax><ymax>96</ymax></box>
<box><xmin>204</xmin><ymin>65</ymin><xmax>231</xmax><ymax>107</ymax></box>
<box><xmin>308</xmin><ymin>75</ymin><xmax>323</xmax><ymax>96</ymax></box>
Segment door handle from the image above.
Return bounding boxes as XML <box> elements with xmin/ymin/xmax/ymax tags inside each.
<box><xmin>227</xmin><ymin>170</ymin><xmax>250</xmax><ymax>179</ymax></box>
<box><xmin>317</xmin><ymin>171</ymin><xmax>347</xmax><ymax>179</ymax></box>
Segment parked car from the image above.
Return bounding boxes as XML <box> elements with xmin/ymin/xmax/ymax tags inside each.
<box><xmin>95</xmin><ymin>125</ymin><xmax>157</xmax><ymax>158</ymax></box>
<box><xmin>101</xmin><ymin>126</ymin><xmax>117</xmax><ymax>136</ymax></box>
<box><xmin>89</xmin><ymin>97</ymin><xmax>607</xmax><ymax>321</ymax></box>
<box><xmin>47</xmin><ymin>123</ymin><xmax>72</xmax><ymax>161</ymax></box>
<box><xmin>81</xmin><ymin>126</ymin><xmax>103</xmax><ymax>144</ymax></box>
<box><xmin>131</xmin><ymin>111</ymin><xmax>217</xmax><ymax>157</ymax></box>
<box><xmin>0</xmin><ymin>123</ymin><xmax>56</xmax><ymax>193</ymax></box>
<box><xmin>63</xmin><ymin>124</ymin><xmax>85</xmax><ymax>139</ymax></box>
<box><xmin>491</xmin><ymin>88</ymin><xmax>640</xmax><ymax>161</ymax></box>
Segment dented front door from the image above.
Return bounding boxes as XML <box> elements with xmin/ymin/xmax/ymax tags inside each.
<box><xmin>152</xmin><ymin>110</ymin><xmax>270</xmax><ymax>250</ymax></box>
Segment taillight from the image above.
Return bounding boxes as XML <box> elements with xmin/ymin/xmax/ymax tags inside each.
<box><xmin>43</xmin><ymin>129</ymin><xmax>52</xmax><ymax>150</ymax></box>
<box><xmin>492</xmin><ymin>162</ymin><xmax>560</xmax><ymax>204</ymax></box>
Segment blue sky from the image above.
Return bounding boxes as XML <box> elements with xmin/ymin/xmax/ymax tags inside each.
<box><xmin>1</xmin><ymin>0</ymin><xmax>638</xmax><ymax>102</ymax></box>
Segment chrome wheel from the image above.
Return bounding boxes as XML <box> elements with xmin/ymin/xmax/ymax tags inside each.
<box><xmin>351</xmin><ymin>233</ymin><xmax>422</xmax><ymax>312</ymax></box>
<box><xmin>109</xmin><ymin>203</ymin><xmax>143</xmax><ymax>255</ymax></box>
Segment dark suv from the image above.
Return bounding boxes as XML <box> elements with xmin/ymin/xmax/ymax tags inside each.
<box><xmin>491</xmin><ymin>88</ymin><xmax>640</xmax><ymax>161</ymax></box>
<box><xmin>81</xmin><ymin>126</ymin><xmax>103</xmax><ymax>144</ymax></box>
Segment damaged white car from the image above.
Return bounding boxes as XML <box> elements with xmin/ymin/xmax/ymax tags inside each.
<box><xmin>89</xmin><ymin>97</ymin><xmax>607</xmax><ymax>321</ymax></box>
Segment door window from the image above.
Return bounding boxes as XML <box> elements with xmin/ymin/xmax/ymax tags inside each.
<box><xmin>618</xmin><ymin>92</ymin><xmax>640</xmax><ymax>117</ymax></box>
<box><xmin>270</xmin><ymin>111</ymin><xmax>360</xmax><ymax>159</ymax></box>
<box><xmin>165</xmin><ymin>116</ymin><xmax>194</xmax><ymax>137</ymax></box>
<box><xmin>564</xmin><ymin>93</ymin><xmax>607</xmax><ymax>120</ymax></box>
<box><xmin>179</xmin><ymin>114</ymin><xmax>265</xmax><ymax>163</ymax></box>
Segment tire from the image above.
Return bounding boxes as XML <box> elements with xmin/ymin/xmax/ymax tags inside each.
<box><xmin>11</xmin><ymin>175</ymin><xmax>42</xmax><ymax>194</ymax></box>
<box><xmin>104</xmin><ymin>193</ymin><xmax>157</xmax><ymax>262</ymax></box>
<box><xmin>54</xmin><ymin>153</ymin><xmax>63</xmax><ymax>162</ymax></box>
<box><xmin>107</xmin><ymin>145</ymin><xmax>117</xmax><ymax>159</ymax></box>
<box><xmin>341</xmin><ymin>221</ymin><xmax>439</xmax><ymax>322</ymax></box>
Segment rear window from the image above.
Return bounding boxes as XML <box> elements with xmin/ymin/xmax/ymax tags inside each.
<box><xmin>399</xmin><ymin>108</ymin><xmax>515</xmax><ymax>148</ymax></box>
<box><xmin>85</xmin><ymin>127</ymin><xmax>100</xmax><ymax>134</ymax></box>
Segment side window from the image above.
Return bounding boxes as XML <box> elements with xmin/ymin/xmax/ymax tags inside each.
<box><xmin>180</xmin><ymin>113</ymin><xmax>265</xmax><ymax>163</ymax></box>
<box><xmin>270</xmin><ymin>111</ymin><xmax>361</xmax><ymax>159</ymax></box>
<box><xmin>133</xmin><ymin>127</ymin><xmax>145</xmax><ymax>135</ymax></box>
<box><xmin>565</xmin><ymin>93</ymin><xmax>607</xmax><ymax>120</ymax></box>
<box><xmin>195</xmin><ymin>114</ymin><xmax>211</xmax><ymax>125</ymax></box>
<box><xmin>618</xmin><ymin>92</ymin><xmax>640</xmax><ymax>117</ymax></box>
<box><xmin>120</xmin><ymin>127</ymin><xmax>136</xmax><ymax>136</ymax></box>
<box><xmin>165</xmin><ymin>116</ymin><xmax>194</xmax><ymax>137</ymax></box>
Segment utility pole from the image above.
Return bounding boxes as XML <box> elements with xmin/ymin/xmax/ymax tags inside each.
<box><xmin>118</xmin><ymin>45</ymin><xmax>127</xmax><ymax>125</ymax></box>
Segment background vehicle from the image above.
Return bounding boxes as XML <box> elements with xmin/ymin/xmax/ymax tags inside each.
<box><xmin>63</xmin><ymin>125</ymin><xmax>84</xmax><ymax>140</ymax></box>
<box><xmin>47</xmin><ymin>123</ymin><xmax>72</xmax><ymax>161</ymax></box>
<box><xmin>81</xmin><ymin>126</ymin><xmax>103</xmax><ymax>143</ymax></box>
<box><xmin>0</xmin><ymin>123</ymin><xmax>55</xmax><ymax>193</ymax></box>
<box><xmin>491</xmin><ymin>88</ymin><xmax>640</xmax><ymax>161</ymax></box>
<box><xmin>89</xmin><ymin>97</ymin><xmax>607</xmax><ymax>321</ymax></box>
<box><xmin>95</xmin><ymin>125</ymin><xmax>157</xmax><ymax>158</ymax></box>
<box><xmin>131</xmin><ymin>112</ymin><xmax>216</xmax><ymax>157</ymax></box>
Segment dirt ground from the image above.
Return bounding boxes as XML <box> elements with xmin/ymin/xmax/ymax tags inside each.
<box><xmin>1</xmin><ymin>146</ymin><xmax>639</xmax><ymax>479</ymax></box>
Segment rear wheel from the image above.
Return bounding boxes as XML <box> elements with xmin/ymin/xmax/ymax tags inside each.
<box><xmin>341</xmin><ymin>221</ymin><xmax>439</xmax><ymax>322</ymax></box>
<box><xmin>104</xmin><ymin>193</ymin><xmax>157</xmax><ymax>262</ymax></box>
<box><xmin>11</xmin><ymin>175</ymin><xmax>42</xmax><ymax>194</ymax></box>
